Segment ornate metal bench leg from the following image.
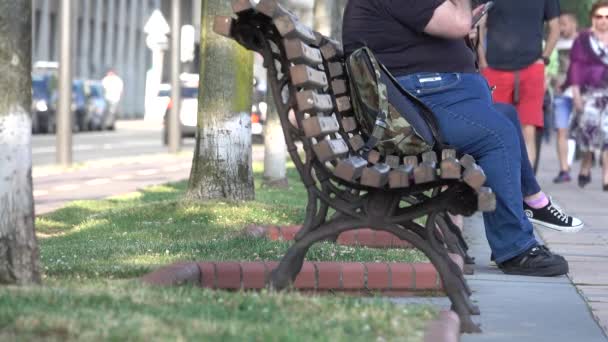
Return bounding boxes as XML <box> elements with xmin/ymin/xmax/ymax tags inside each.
<box><xmin>269</xmin><ymin>244</ymin><xmax>308</xmax><ymax>290</ymax></box>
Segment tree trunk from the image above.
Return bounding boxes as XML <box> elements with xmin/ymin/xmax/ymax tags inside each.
<box><xmin>262</xmin><ymin>90</ymin><xmax>288</xmax><ymax>188</ymax></box>
<box><xmin>0</xmin><ymin>0</ymin><xmax>41</xmax><ymax>284</ymax></box>
<box><xmin>313</xmin><ymin>0</ymin><xmax>347</xmax><ymax>41</ymax></box>
<box><xmin>187</xmin><ymin>0</ymin><xmax>254</xmax><ymax>201</ymax></box>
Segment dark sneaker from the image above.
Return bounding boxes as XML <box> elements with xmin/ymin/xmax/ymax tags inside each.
<box><xmin>498</xmin><ymin>245</ymin><xmax>569</xmax><ymax>276</ymax></box>
<box><xmin>524</xmin><ymin>198</ymin><xmax>584</xmax><ymax>233</ymax></box>
<box><xmin>553</xmin><ymin>171</ymin><xmax>571</xmax><ymax>184</ymax></box>
<box><xmin>578</xmin><ymin>174</ymin><xmax>591</xmax><ymax>188</ymax></box>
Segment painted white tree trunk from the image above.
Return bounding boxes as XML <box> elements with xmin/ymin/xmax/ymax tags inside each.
<box><xmin>0</xmin><ymin>0</ymin><xmax>41</xmax><ymax>284</ymax></box>
<box><xmin>187</xmin><ymin>0</ymin><xmax>254</xmax><ymax>201</ymax></box>
<box><xmin>263</xmin><ymin>91</ymin><xmax>287</xmax><ymax>187</ymax></box>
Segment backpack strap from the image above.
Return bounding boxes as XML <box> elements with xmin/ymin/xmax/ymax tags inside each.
<box><xmin>360</xmin><ymin>47</ymin><xmax>389</xmax><ymax>155</ymax></box>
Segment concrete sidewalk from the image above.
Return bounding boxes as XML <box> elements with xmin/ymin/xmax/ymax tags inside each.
<box><xmin>393</xmin><ymin>141</ymin><xmax>608</xmax><ymax>340</ymax></box>
<box><xmin>463</xmin><ymin>140</ymin><xmax>608</xmax><ymax>340</ymax></box>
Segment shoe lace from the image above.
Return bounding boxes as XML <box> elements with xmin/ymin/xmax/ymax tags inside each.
<box><xmin>548</xmin><ymin>198</ymin><xmax>569</xmax><ymax>223</ymax></box>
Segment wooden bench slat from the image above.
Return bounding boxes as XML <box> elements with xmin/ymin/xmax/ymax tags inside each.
<box><xmin>335</xmin><ymin>96</ymin><xmax>352</xmax><ymax>114</ymax></box>
<box><xmin>460</xmin><ymin>154</ymin><xmax>476</xmax><ymax>170</ymax></box>
<box><xmin>403</xmin><ymin>156</ymin><xmax>419</xmax><ymax>167</ymax></box>
<box><xmin>349</xmin><ymin>135</ymin><xmax>365</xmax><ymax>152</ymax></box>
<box><xmin>367</xmin><ymin>150</ymin><xmax>381</xmax><ymax>164</ymax></box>
<box><xmin>295</xmin><ymin>90</ymin><xmax>333</xmax><ymax>114</ymax></box>
<box><xmin>313</xmin><ymin>139</ymin><xmax>349</xmax><ymax>163</ymax></box>
<box><xmin>334</xmin><ymin>156</ymin><xmax>368</xmax><ymax>181</ymax></box>
<box><xmin>302</xmin><ymin>115</ymin><xmax>340</xmax><ymax>138</ymax></box>
<box><xmin>389</xmin><ymin>164</ymin><xmax>414</xmax><ymax>189</ymax></box>
<box><xmin>327</xmin><ymin>62</ymin><xmax>345</xmax><ymax>78</ymax></box>
<box><xmin>290</xmin><ymin>65</ymin><xmax>328</xmax><ymax>89</ymax></box>
<box><xmin>385</xmin><ymin>155</ymin><xmax>400</xmax><ymax>169</ymax></box>
<box><xmin>341</xmin><ymin>116</ymin><xmax>358</xmax><ymax>133</ymax></box>
<box><xmin>213</xmin><ymin>16</ymin><xmax>234</xmax><ymax>38</ymax></box>
<box><xmin>232</xmin><ymin>0</ymin><xmax>254</xmax><ymax>14</ymax></box>
<box><xmin>477</xmin><ymin>187</ymin><xmax>496</xmax><ymax>212</ymax></box>
<box><xmin>274</xmin><ymin>15</ymin><xmax>317</xmax><ymax>45</ymax></box>
<box><xmin>414</xmin><ymin>156</ymin><xmax>438</xmax><ymax>184</ymax></box>
<box><xmin>463</xmin><ymin>164</ymin><xmax>486</xmax><ymax>190</ymax></box>
<box><xmin>284</xmin><ymin>39</ymin><xmax>323</xmax><ymax>66</ymax></box>
<box><xmin>440</xmin><ymin>149</ymin><xmax>461</xmax><ymax>180</ymax></box>
<box><xmin>253</xmin><ymin>0</ymin><xmax>291</xmax><ymax>19</ymax></box>
<box><xmin>320</xmin><ymin>39</ymin><xmax>344</xmax><ymax>61</ymax></box>
<box><xmin>331</xmin><ymin>79</ymin><xmax>348</xmax><ymax>95</ymax></box>
<box><xmin>361</xmin><ymin>163</ymin><xmax>390</xmax><ymax>187</ymax></box>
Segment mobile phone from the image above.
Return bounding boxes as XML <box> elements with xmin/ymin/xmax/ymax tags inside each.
<box><xmin>471</xmin><ymin>1</ymin><xmax>494</xmax><ymax>28</ymax></box>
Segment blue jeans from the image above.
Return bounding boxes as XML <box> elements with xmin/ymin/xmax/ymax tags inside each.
<box><xmin>493</xmin><ymin>103</ymin><xmax>542</xmax><ymax>197</ymax></box>
<box><xmin>397</xmin><ymin>72</ymin><xmax>538</xmax><ymax>263</ymax></box>
<box><xmin>553</xmin><ymin>95</ymin><xmax>573</xmax><ymax>129</ymax></box>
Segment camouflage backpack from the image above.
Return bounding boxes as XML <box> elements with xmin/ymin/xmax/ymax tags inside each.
<box><xmin>345</xmin><ymin>47</ymin><xmax>441</xmax><ymax>157</ymax></box>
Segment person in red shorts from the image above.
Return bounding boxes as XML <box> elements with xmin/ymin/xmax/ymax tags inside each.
<box><xmin>477</xmin><ymin>0</ymin><xmax>561</xmax><ymax>168</ymax></box>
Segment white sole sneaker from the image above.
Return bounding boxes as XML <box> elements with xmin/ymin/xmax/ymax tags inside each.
<box><xmin>529</xmin><ymin>218</ymin><xmax>584</xmax><ymax>233</ymax></box>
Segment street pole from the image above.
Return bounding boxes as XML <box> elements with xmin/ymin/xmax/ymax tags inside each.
<box><xmin>168</xmin><ymin>0</ymin><xmax>181</xmax><ymax>153</ymax></box>
<box><xmin>57</xmin><ymin>0</ymin><xmax>72</xmax><ymax>165</ymax></box>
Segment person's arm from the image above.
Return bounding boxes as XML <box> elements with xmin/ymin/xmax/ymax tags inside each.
<box><xmin>542</xmin><ymin>18</ymin><xmax>560</xmax><ymax>60</ymax></box>
<box><xmin>476</xmin><ymin>16</ymin><xmax>488</xmax><ymax>68</ymax></box>
<box><xmin>424</xmin><ymin>0</ymin><xmax>473</xmax><ymax>39</ymax></box>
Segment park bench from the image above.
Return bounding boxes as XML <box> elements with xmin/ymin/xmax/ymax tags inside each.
<box><xmin>214</xmin><ymin>0</ymin><xmax>495</xmax><ymax>333</ymax></box>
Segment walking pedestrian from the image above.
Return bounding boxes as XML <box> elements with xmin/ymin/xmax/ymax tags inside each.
<box><xmin>343</xmin><ymin>0</ymin><xmax>583</xmax><ymax>277</ymax></box>
<box><xmin>551</xmin><ymin>12</ymin><xmax>580</xmax><ymax>183</ymax></box>
<box><xmin>477</xmin><ymin>0</ymin><xmax>561</xmax><ymax>169</ymax></box>
<box><xmin>102</xmin><ymin>69</ymin><xmax>124</xmax><ymax>127</ymax></box>
<box><xmin>564</xmin><ymin>1</ymin><xmax>608</xmax><ymax>191</ymax></box>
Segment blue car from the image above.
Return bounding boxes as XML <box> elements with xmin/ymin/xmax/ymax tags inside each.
<box><xmin>73</xmin><ymin>80</ymin><xmax>89</xmax><ymax>131</ymax></box>
<box><xmin>31</xmin><ymin>75</ymin><xmax>57</xmax><ymax>134</ymax></box>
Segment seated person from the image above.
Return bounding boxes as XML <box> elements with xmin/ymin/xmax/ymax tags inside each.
<box><xmin>342</xmin><ymin>0</ymin><xmax>583</xmax><ymax>276</ymax></box>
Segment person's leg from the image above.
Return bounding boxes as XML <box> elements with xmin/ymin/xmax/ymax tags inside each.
<box><xmin>553</xmin><ymin>96</ymin><xmax>574</xmax><ymax>182</ymax></box>
<box><xmin>516</xmin><ymin>64</ymin><xmax>546</xmax><ymax>169</ymax></box>
<box><xmin>492</xmin><ymin>103</ymin><xmax>541</xmax><ymax>197</ymax></box>
<box><xmin>481</xmin><ymin>67</ymin><xmax>515</xmax><ymax>105</ymax></box>
<box><xmin>398</xmin><ymin>73</ymin><xmax>536</xmax><ymax>263</ymax></box>
<box><xmin>602</xmin><ymin>149</ymin><xmax>608</xmax><ymax>189</ymax></box>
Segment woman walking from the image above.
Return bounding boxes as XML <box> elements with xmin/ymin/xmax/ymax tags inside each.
<box><xmin>566</xmin><ymin>0</ymin><xmax>608</xmax><ymax>191</ymax></box>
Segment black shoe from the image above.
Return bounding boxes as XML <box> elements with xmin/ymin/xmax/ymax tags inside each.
<box><xmin>498</xmin><ymin>245</ymin><xmax>568</xmax><ymax>276</ymax></box>
<box><xmin>604</xmin><ymin>183</ymin><xmax>608</xmax><ymax>192</ymax></box>
<box><xmin>553</xmin><ymin>171</ymin><xmax>572</xmax><ymax>184</ymax></box>
<box><xmin>524</xmin><ymin>198</ymin><xmax>584</xmax><ymax>233</ymax></box>
<box><xmin>578</xmin><ymin>174</ymin><xmax>591</xmax><ymax>188</ymax></box>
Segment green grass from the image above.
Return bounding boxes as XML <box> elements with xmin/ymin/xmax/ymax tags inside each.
<box><xmin>0</xmin><ymin>162</ymin><xmax>435</xmax><ymax>341</ymax></box>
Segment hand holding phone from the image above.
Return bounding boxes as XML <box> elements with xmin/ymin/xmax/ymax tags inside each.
<box><xmin>472</xmin><ymin>1</ymin><xmax>494</xmax><ymax>28</ymax></box>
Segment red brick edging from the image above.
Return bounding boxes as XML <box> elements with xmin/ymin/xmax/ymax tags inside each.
<box><xmin>245</xmin><ymin>225</ymin><xmax>413</xmax><ymax>248</ymax></box>
<box><xmin>244</xmin><ymin>217</ymin><xmax>466</xmax><ymax>250</ymax></box>
<box><xmin>141</xmin><ymin>254</ymin><xmax>463</xmax><ymax>293</ymax></box>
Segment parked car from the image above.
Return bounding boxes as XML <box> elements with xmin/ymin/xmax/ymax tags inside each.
<box><xmin>31</xmin><ymin>74</ymin><xmax>57</xmax><ymax>134</ymax></box>
<box><xmin>72</xmin><ymin>80</ymin><xmax>88</xmax><ymax>131</ymax></box>
<box><xmin>84</xmin><ymin>80</ymin><xmax>112</xmax><ymax>130</ymax></box>
<box><xmin>161</xmin><ymin>84</ymin><xmax>199</xmax><ymax>145</ymax></box>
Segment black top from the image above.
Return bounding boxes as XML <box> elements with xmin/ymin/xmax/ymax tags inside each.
<box><xmin>342</xmin><ymin>0</ymin><xmax>477</xmax><ymax>77</ymax></box>
<box><xmin>482</xmin><ymin>0</ymin><xmax>560</xmax><ymax>70</ymax></box>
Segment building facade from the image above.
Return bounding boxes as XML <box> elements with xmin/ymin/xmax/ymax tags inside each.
<box><xmin>32</xmin><ymin>0</ymin><xmax>201</xmax><ymax>118</ymax></box>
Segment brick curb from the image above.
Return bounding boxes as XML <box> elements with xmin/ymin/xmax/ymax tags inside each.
<box><xmin>141</xmin><ymin>256</ymin><xmax>463</xmax><ymax>293</ymax></box>
<box><xmin>423</xmin><ymin>310</ymin><xmax>461</xmax><ymax>342</ymax></box>
<box><xmin>244</xmin><ymin>217</ymin><xmax>465</xmax><ymax>250</ymax></box>
<box><xmin>244</xmin><ymin>225</ymin><xmax>413</xmax><ymax>248</ymax></box>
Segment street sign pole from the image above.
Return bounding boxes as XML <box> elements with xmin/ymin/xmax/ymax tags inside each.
<box><xmin>169</xmin><ymin>0</ymin><xmax>182</xmax><ymax>153</ymax></box>
<box><xmin>57</xmin><ymin>0</ymin><xmax>72</xmax><ymax>165</ymax></box>
<box><xmin>143</xmin><ymin>10</ymin><xmax>170</xmax><ymax>123</ymax></box>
